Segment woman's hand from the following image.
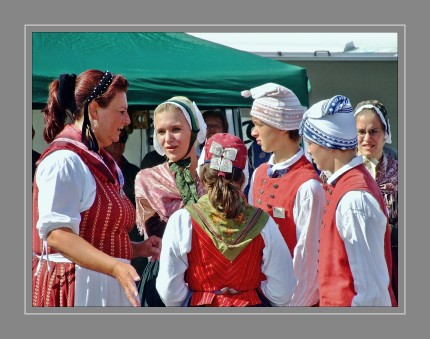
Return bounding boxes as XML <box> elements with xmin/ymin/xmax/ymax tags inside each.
<box><xmin>131</xmin><ymin>235</ymin><xmax>162</xmax><ymax>261</ymax></box>
<box><xmin>47</xmin><ymin>227</ymin><xmax>142</xmax><ymax>306</ymax></box>
<box><xmin>111</xmin><ymin>261</ymin><xmax>141</xmax><ymax>307</ymax></box>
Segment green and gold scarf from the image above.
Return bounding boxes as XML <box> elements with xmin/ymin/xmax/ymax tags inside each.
<box><xmin>186</xmin><ymin>195</ymin><xmax>269</xmax><ymax>261</ymax></box>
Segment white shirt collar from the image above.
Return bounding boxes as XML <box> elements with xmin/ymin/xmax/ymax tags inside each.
<box><xmin>268</xmin><ymin>148</ymin><xmax>304</xmax><ymax>170</ymax></box>
<box><xmin>327</xmin><ymin>155</ymin><xmax>364</xmax><ymax>185</ymax></box>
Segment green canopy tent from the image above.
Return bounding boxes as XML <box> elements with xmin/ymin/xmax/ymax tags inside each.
<box><xmin>32</xmin><ymin>32</ymin><xmax>309</xmax><ymax>110</ymax></box>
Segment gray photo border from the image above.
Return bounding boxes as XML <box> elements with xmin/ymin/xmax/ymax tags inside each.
<box><xmin>26</xmin><ymin>24</ymin><xmax>404</xmax><ymax>315</ymax></box>
<box><xmin>2</xmin><ymin>0</ymin><xmax>423</xmax><ymax>336</ymax></box>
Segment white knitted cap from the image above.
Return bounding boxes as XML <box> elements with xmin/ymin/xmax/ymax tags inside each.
<box><xmin>241</xmin><ymin>83</ymin><xmax>306</xmax><ymax>131</ymax></box>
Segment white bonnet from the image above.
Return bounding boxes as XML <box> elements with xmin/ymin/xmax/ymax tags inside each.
<box><xmin>153</xmin><ymin>97</ymin><xmax>207</xmax><ymax>156</ymax></box>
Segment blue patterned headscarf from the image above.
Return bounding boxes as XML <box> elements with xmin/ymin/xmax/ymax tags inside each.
<box><xmin>299</xmin><ymin>95</ymin><xmax>357</xmax><ymax>150</ymax></box>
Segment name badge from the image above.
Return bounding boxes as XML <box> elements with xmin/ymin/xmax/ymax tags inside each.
<box><xmin>273</xmin><ymin>207</ymin><xmax>285</xmax><ymax>219</ymax></box>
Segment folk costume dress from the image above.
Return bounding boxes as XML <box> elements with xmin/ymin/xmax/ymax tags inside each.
<box><xmin>319</xmin><ymin>156</ymin><xmax>397</xmax><ymax>306</ymax></box>
<box><xmin>361</xmin><ymin>151</ymin><xmax>398</xmax><ymax>302</ymax></box>
<box><xmin>32</xmin><ymin>124</ymin><xmax>135</xmax><ymax>307</ymax></box>
<box><xmin>135</xmin><ymin>161</ymin><xmax>206</xmax><ymax>306</ymax></box>
<box><xmin>248</xmin><ymin>149</ymin><xmax>325</xmax><ymax>306</ymax></box>
<box><xmin>156</xmin><ymin>195</ymin><xmax>296</xmax><ymax>307</ymax></box>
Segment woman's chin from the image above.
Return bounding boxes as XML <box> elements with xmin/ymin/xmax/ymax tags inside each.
<box><xmin>360</xmin><ymin>150</ymin><xmax>375</xmax><ymax>158</ymax></box>
<box><xmin>165</xmin><ymin>152</ymin><xmax>180</xmax><ymax>162</ymax></box>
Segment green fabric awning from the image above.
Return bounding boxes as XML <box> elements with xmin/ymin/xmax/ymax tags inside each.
<box><xmin>32</xmin><ymin>32</ymin><xmax>309</xmax><ymax>109</ymax></box>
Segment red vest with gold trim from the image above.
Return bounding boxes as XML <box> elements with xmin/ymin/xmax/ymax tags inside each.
<box><xmin>32</xmin><ymin>125</ymin><xmax>135</xmax><ymax>260</ymax></box>
<box><xmin>252</xmin><ymin>155</ymin><xmax>320</xmax><ymax>256</ymax></box>
<box><xmin>186</xmin><ymin>218</ymin><xmax>265</xmax><ymax>307</ymax></box>
<box><xmin>318</xmin><ymin>164</ymin><xmax>397</xmax><ymax>306</ymax></box>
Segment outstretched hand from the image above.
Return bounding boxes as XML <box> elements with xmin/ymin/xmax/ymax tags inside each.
<box><xmin>112</xmin><ymin>261</ymin><xmax>141</xmax><ymax>307</ymax></box>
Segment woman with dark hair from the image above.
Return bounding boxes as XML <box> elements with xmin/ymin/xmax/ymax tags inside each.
<box><xmin>156</xmin><ymin>133</ymin><xmax>295</xmax><ymax>307</ymax></box>
<box><xmin>354</xmin><ymin>99</ymin><xmax>398</xmax><ymax>303</ymax></box>
<box><xmin>135</xmin><ymin>96</ymin><xmax>207</xmax><ymax>306</ymax></box>
<box><xmin>32</xmin><ymin>70</ymin><xmax>161</xmax><ymax>307</ymax></box>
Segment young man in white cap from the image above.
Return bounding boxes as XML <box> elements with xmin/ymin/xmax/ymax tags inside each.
<box><xmin>300</xmin><ymin>94</ymin><xmax>397</xmax><ymax>307</ymax></box>
<box><xmin>243</xmin><ymin>83</ymin><xmax>325</xmax><ymax>307</ymax></box>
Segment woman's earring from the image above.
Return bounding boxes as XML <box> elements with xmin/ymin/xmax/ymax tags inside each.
<box><xmin>93</xmin><ymin>120</ymin><xmax>98</xmax><ymax>129</ymax></box>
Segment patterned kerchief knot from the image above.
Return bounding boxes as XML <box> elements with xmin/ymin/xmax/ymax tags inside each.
<box><xmin>209</xmin><ymin>141</ymin><xmax>238</xmax><ymax>173</ymax></box>
<box><xmin>300</xmin><ymin>94</ymin><xmax>357</xmax><ymax>150</ymax></box>
<box><xmin>322</xmin><ymin>95</ymin><xmax>352</xmax><ymax>115</ymax></box>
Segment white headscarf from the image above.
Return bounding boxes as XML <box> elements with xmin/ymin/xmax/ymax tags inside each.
<box><xmin>299</xmin><ymin>95</ymin><xmax>357</xmax><ymax>150</ymax></box>
<box><xmin>354</xmin><ymin>104</ymin><xmax>392</xmax><ymax>144</ymax></box>
<box><xmin>153</xmin><ymin>98</ymin><xmax>207</xmax><ymax>156</ymax></box>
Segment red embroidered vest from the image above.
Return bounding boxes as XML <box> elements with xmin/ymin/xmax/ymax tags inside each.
<box><xmin>252</xmin><ymin>155</ymin><xmax>320</xmax><ymax>256</ymax></box>
<box><xmin>186</xmin><ymin>219</ymin><xmax>265</xmax><ymax>307</ymax></box>
<box><xmin>32</xmin><ymin>125</ymin><xmax>135</xmax><ymax>260</ymax></box>
<box><xmin>318</xmin><ymin>165</ymin><xmax>397</xmax><ymax>306</ymax></box>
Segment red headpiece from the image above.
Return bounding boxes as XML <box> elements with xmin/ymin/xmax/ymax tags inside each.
<box><xmin>204</xmin><ymin>133</ymin><xmax>248</xmax><ymax>174</ymax></box>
